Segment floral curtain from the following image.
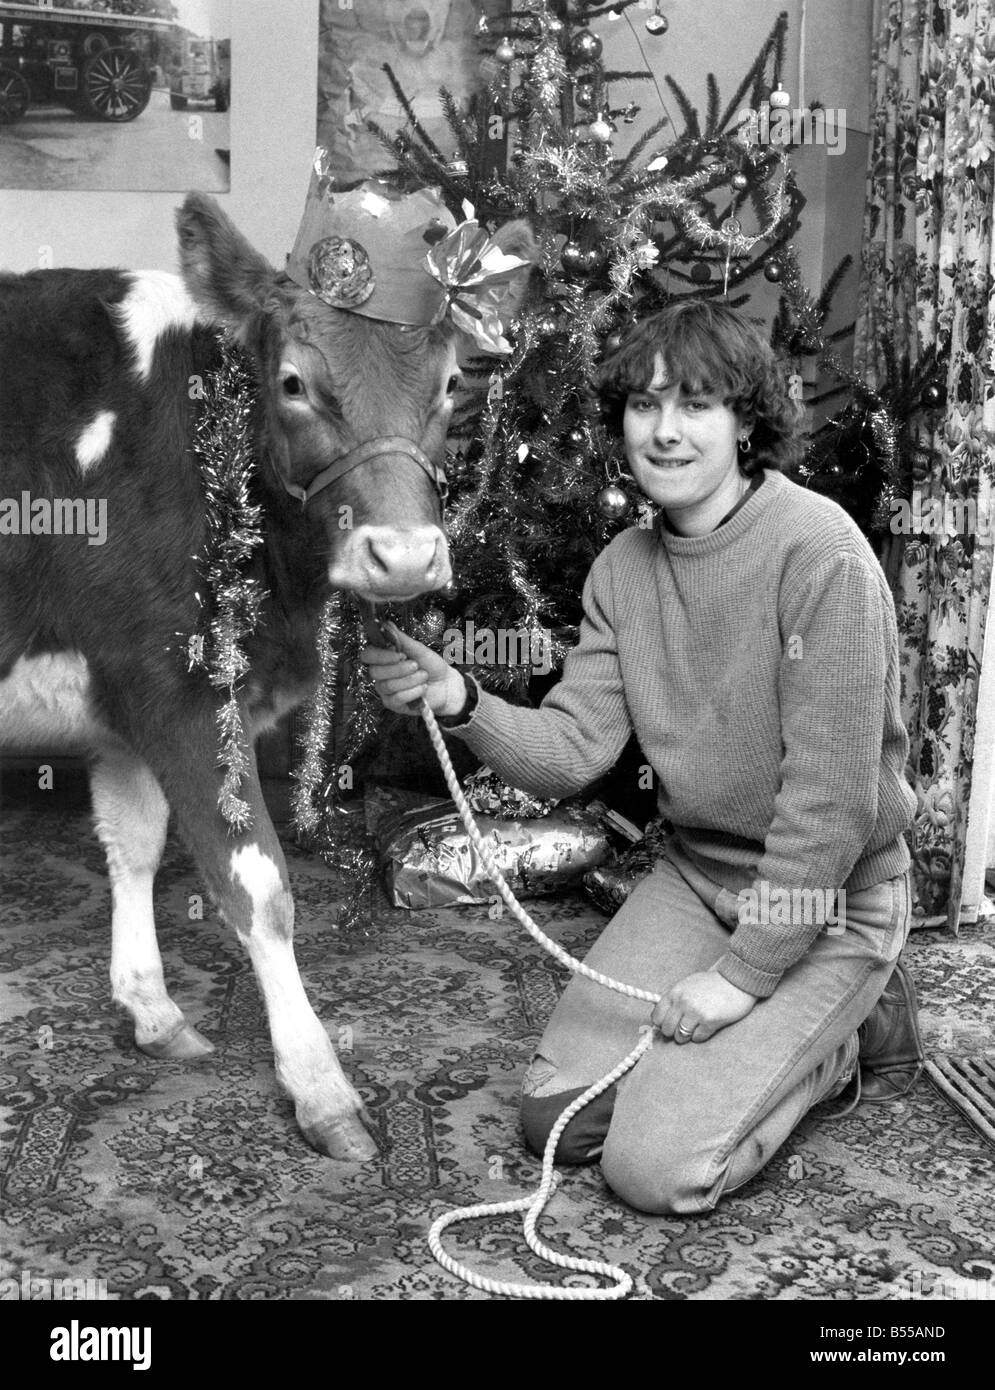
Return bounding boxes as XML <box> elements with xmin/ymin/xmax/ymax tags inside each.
<box><xmin>854</xmin><ymin>0</ymin><xmax>995</xmax><ymax>928</ymax></box>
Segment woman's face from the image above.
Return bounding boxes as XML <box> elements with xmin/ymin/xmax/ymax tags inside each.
<box><xmin>623</xmin><ymin>354</ymin><xmax>745</xmax><ymax>518</ymax></box>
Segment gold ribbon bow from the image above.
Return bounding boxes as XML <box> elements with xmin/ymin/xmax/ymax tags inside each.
<box><xmin>424</xmin><ymin>202</ymin><xmax>530</xmax><ymax>354</ymax></box>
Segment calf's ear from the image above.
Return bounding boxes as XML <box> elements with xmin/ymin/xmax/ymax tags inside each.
<box><xmin>176</xmin><ymin>193</ymin><xmax>276</xmax><ymax>332</ymax></box>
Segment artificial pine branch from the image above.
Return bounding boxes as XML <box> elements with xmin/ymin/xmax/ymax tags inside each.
<box><xmin>440</xmin><ymin>86</ymin><xmax>478</xmax><ymax>164</ymax></box>
<box><xmin>815</xmin><ymin>255</ymin><xmax>854</xmax><ymax>323</ymax></box>
<box><xmin>381</xmin><ymin>62</ymin><xmax>446</xmax><ymax>158</ymax></box>
<box><xmin>705</xmin><ymin>74</ymin><xmax>721</xmax><ymax>138</ymax></box>
<box><xmin>664</xmin><ymin>75</ymin><xmax>701</xmax><ymax>138</ymax></box>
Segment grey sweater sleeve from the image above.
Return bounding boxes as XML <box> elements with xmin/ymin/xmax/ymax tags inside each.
<box><xmin>714</xmin><ymin>554</ymin><xmax>893</xmax><ymax>996</ymax></box>
<box><xmin>445</xmin><ymin>549</ymin><xmax>634</xmax><ymax>798</ymax></box>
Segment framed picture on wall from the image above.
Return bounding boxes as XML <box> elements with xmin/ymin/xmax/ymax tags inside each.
<box><xmin>316</xmin><ymin>0</ymin><xmax>509</xmax><ymax>182</ymax></box>
<box><xmin>0</xmin><ymin>0</ymin><xmax>231</xmax><ymax>192</ymax></box>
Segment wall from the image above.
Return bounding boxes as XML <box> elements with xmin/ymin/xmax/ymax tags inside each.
<box><xmin>0</xmin><ymin>0</ymin><xmax>319</xmax><ymax>275</ymax></box>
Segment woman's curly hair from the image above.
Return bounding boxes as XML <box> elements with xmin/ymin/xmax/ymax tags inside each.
<box><xmin>595</xmin><ymin>300</ymin><xmax>805</xmax><ymax>477</ymax></box>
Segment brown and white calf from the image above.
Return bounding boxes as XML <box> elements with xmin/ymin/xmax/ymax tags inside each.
<box><xmin>0</xmin><ymin>194</ymin><xmax>535</xmax><ymax>1160</ymax></box>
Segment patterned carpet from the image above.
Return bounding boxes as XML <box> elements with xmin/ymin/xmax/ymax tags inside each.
<box><xmin>2</xmin><ymin>768</ymin><xmax>993</xmax><ymax>1302</ymax></box>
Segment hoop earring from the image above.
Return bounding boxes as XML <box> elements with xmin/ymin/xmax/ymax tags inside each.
<box><xmin>739</xmin><ymin>435</ymin><xmax>752</xmax><ymax>453</ymax></box>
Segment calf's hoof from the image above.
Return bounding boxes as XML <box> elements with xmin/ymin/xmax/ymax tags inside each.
<box><xmin>139</xmin><ymin>1022</ymin><xmax>215</xmax><ymax>1061</ymax></box>
<box><xmin>301</xmin><ymin>1112</ymin><xmax>379</xmax><ymax>1162</ymax></box>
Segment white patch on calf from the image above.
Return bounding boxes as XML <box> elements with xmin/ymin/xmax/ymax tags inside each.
<box><xmin>115</xmin><ymin>271</ymin><xmax>200</xmax><ymax>384</ymax></box>
<box><xmin>0</xmin><ymin>652</ymin><xmax>109</xmax><ymax>752</ymax></box>
<box><xmin>75</xmin><ymin>409</ymin><xmax>116</xmax><ymax>474</ymax></box>
<box><xmin>230</xmin><ymin>844</ymin><xmax>288</xmax><ymax>932</ymax></box>
<box><xmin>229</xmin><ymin>844</ymin><xmax>361</xmax><ymax>1134</ymax></box>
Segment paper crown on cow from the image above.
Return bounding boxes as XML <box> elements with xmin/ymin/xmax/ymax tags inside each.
<box><xmin>286</xmin><ymin>166</ymin><xmax>529</xmax><ymax>355</ymax></box>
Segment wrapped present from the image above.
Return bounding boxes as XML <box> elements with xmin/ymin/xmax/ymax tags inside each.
<box><xmin>376</xmin><ymin>796</ymin><xmax>613</xmax><ymax>909</ymax></box>
<box><xmin>462</xmin><ymin>765</ymin><xmax>558</xmax><ymax>819</ymax></box>
<box><xmin>583</xmin><ymin>818</ymin><xmax>673</xmax><ymax>915</ymax></box>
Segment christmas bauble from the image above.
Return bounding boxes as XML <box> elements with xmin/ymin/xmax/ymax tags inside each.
<box><xmin>496</xmin><ymin>39</ymin><xmax>516</xmax><ymax>63</ymax></box>
<box><xmin>511</xmin><ymin>84</ymin><xmax>530</xmax><ymax>109</ymax></box>
<box><xmin>769</xmin><ymin>85</ymin><xmax>790</xmax><ymax>109</ymax></box>
<box><xmin>590</xmin><ymin>114</ymin><xmax>613</xmax><ymax>143</ymax></box>
<box><xmin>731</xmin><ymin>171</ymin><xmax>749</xmax><ymax>190</ymax></box>
<box><xmin>568</xmin><ymin>427</ymin><xmax>586</xmax><ymax>448</ymax></box>
<box><xmin>763</xmin><ymin>259</ymin><xmax>783</xmax><ymax>283</ymax></box>
<box><xmin>690</xmin><ymin>262</ymin><xmax>712</xmax><ymax>283</ymax></box>
<box><xmin>645</xmin><ymin>11</ymin><xmax>669</xmax><ymax>35</ymax></box>
<box><xmin>921</xmin><ymin>382</ymin><xmax>945</xmax><ymax>409</ymax></box>
<box><xmin>574</xmin><ymin>81</ymin><xmax>595</xmax><ymax>108</ymax></box>
<box><xmin>561</xmin><ymin>240</ymin><xmax>585</xmax><ymax>274</ymax></box>
<box><xmin>596</xmin><ymin>484</ymin><xmax>630</xmax><ymax>520</ymax></box>
<box><xmin>578</xmin><ymin>246</ymin><xmax>602</xmax><ymax>274</ymax></box>
<box><xmin>546</xmin><ymin>17</ymin><xmax>564</xmax><ymax>36</ymax></box>
<box><xmin>604</xmin><ymin>332</ymin><xmax>623</xmax><ymax>354</ymax></box>
<box><xmin>570</xmin><ymin>30</ymin><xmax>603</xmax><ymax>64</ymax></box>
<box><xmin>536</xmin><ymin>313</ymin><xmax>559</xmax><ymax>337</ymax></box>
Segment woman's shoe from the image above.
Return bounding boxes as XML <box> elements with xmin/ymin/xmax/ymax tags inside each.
<box><xmin>857</xmin><ymin>958</ymin><xmax>925</xmax><ymax>1101</ymax></box>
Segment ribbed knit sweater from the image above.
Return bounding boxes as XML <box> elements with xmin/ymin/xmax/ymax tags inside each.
<box><xmin>448</xmin><ymin>467</ymin><xmax>916</xmax><ymax>997</ymax></box>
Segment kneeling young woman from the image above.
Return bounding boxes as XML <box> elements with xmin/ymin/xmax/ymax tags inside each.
<box><xmin>362</xmin><ymin>301</ymin><xmax>924</xmax><ymax>1216</ymax></box>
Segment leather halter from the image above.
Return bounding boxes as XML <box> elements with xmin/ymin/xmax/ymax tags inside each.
<box><xmin>280</xmin><ymin>436</ymin><xmax>448</xmax><ymax>509</ymax></box>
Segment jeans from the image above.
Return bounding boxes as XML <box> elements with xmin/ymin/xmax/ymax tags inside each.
<box><xmin>520</xmin><ymin>841</ymin><xmax>913</xmax><ymax>1215</ymax></box>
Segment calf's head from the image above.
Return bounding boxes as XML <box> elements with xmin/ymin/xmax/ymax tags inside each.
<box><xmin>175</xmin><ymin>194</ymin><xmax>536</xmax><ymax>604</ymax></box>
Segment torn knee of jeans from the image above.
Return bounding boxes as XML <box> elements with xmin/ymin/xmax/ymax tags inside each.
<box><xmin>523</xmin><ymin>1052</ymin><xmax>560</xmax><ymax>1097</ymax></box>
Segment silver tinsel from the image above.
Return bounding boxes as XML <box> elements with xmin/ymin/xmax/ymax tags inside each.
<box><xmin>290</xmin><ymin>592</ymin><xmax>342</xmax><ymax>835</ymax></box>
<box><xmin>184</xmin><ymin>337</ymin><xmax>267</xmax><ymax>834</ymax></box>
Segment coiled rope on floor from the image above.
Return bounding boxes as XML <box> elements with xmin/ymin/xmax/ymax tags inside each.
<box><xmin>417</xmin><ymin>691</ymin><xmax>662</xmax><ymax>1300</ymax></box>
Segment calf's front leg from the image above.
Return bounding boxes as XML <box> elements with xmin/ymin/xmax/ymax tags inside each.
<box><xmin>142</xmin><ymin>715</ymin><xmax>376</xmax><ymax>1162</ymax></box>
<box><xmin>90</xmin><ymin>745</ymin><xmax>214</xmax><ymax>1059</ymax></box>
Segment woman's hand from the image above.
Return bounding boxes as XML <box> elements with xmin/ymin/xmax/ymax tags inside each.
<box><xmin>651</xmin><ymin>969</ymin><xmax>758</xmax><ymax>1044</ymax></box>
<box><xmin>359</xmin><ymin>622</ymin><xmax>467</xmax><ymax>718</ymax></box>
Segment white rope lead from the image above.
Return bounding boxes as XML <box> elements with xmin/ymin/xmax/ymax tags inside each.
<box><xmin>418</xmin><ymin>696</ymin><xmax>662</xmax><ymax>1300</ymax></box>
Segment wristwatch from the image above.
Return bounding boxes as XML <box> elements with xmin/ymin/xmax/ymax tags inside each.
<box><xmin>435</xmin><ymin>671</ymin><xmax>479</xmax><ymax>729</ymax></box>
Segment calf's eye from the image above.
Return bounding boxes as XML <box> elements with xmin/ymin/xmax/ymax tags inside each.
<box><xmin>282</xmin><ymin>373</ymin><xmax>305</xmax><ymax>398</ymax></box>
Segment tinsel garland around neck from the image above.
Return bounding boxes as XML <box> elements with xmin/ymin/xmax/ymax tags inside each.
<box><xmin>184</xmin><ymin>335</ymin><xmax>267</xmax><ymax>833</ymax></box>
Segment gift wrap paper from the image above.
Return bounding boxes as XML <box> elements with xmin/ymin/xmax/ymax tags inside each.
<box><xmin>582</xmin><ymin>819</ymin><xmax>674</xmax><ymax>915</ymax></box>
<box><xmin>378</xmin><ymin>799</ymin><xmax>612</xmax><ymax>909</ymax></box>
